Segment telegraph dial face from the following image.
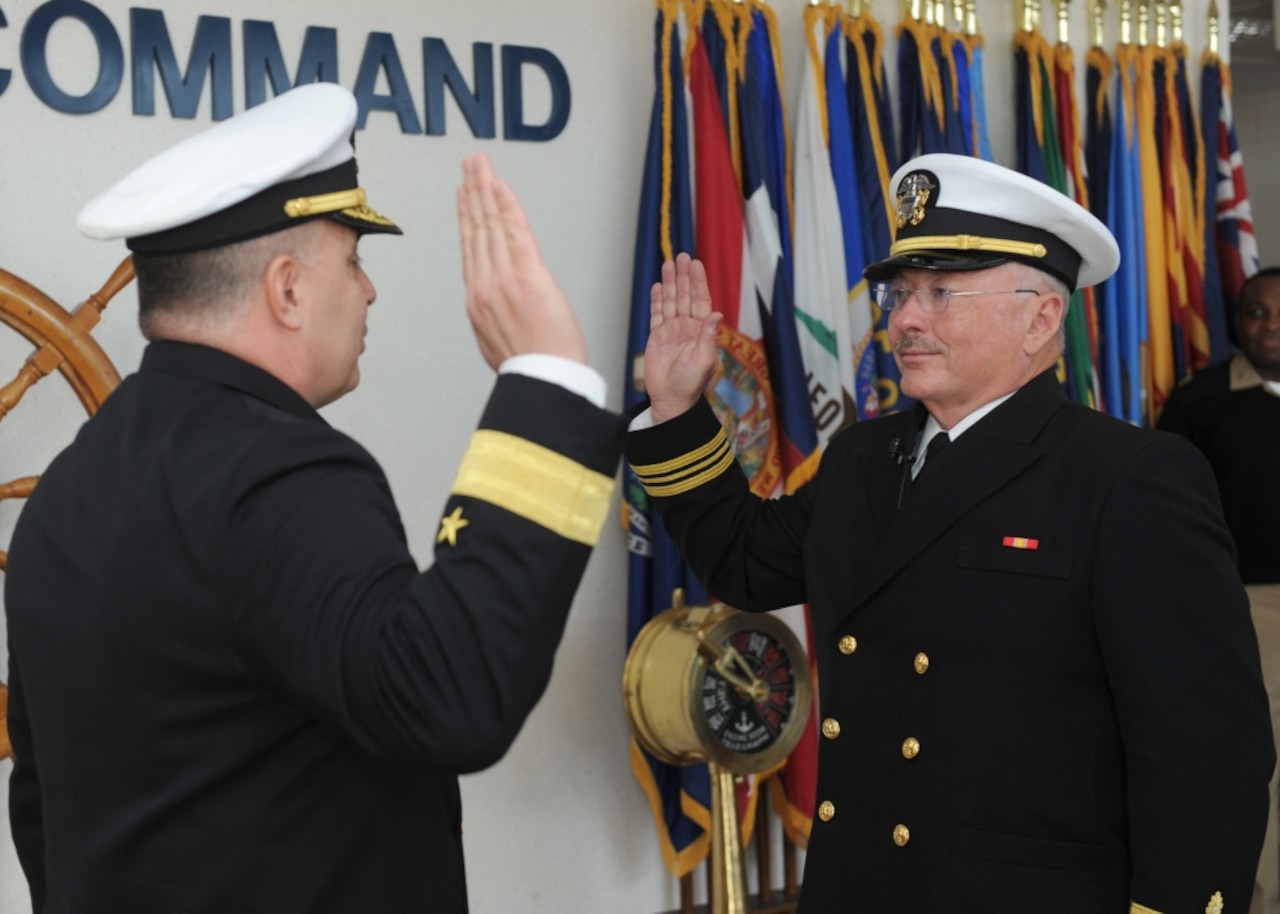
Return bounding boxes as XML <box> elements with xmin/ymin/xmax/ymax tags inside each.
<box><xmin>623</xmin><ymin>601</ymin><xmax>812</xmax><ymax>775</ymax></box>
<box><xmin>701</xmin><ymin>628</ymin><xmax>800</xmax><ymax>756</ymax></box>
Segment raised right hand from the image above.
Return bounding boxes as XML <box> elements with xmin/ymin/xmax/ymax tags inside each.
<box><xmin>643</xmin><ymin>253</ymin><xmax>722</xmax><ymax>423</ymax></box>
<box><xmin>456</xmin><ymin>153</ymin><xmax>587</xmax><ymax>370</ymax></box>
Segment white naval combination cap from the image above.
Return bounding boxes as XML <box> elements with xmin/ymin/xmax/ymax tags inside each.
<box><xmin>863</xmin><ymin>153</ymin><xmax>1120</xmax><ymax>292</ymax></box>
<box><xmin>77</xmin><ymin>82</ymin><xmax>401</xmax><ymax>256</ymax></box>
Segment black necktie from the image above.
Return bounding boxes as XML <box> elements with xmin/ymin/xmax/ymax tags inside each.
<box><xmin>914</xmin><ymin>432</ymin><xmax>950</xmax><ymax>481</ymax></box>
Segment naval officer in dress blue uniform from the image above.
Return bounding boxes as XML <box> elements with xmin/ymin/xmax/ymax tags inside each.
<box><xmin>6</xmin><ymin>83</ymin><xmax>624</xmax><ymax>913</ymax></box>
<box><xmin>627</xmin><ymin>153</ymin><xmax>1273</xmax><ymax>913</ymax></box>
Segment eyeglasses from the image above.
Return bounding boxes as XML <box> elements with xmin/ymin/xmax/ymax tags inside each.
<box><xmin>871</xmin><ymin>283</ymin><xmax>1041</xmax><ymax>314</ymax></box>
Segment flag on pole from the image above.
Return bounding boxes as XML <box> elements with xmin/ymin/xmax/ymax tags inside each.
<box><xmin>843</xmin><ymin>10</ymin><xmax>897</xmax><ymax>258</ymax></box>
<box><xmin>1196</xmin><ymin>46</ymin><xmax>1229</xmax><ymax>361</ymax></box>
<box><xmin>1105</xmin><ymin>42</ymin><xmax>1150</xmax><ymax>426</ymax></box>
<box><xmin>966</xmin><ymin>27</ymin><xmax>995</xmax><ymax>161</ymax></box>
<box><xmin>1201</xmin><ymin>42</ymin><xmax>1259</xmax><ymax>345</ymax></box>
<box><xmin>1111</xmin><ymin>40</ymin><xmax>1152</xmax><ymax>424</ymax></box>
<box><xmin>824</xmin><ymin>9</ymin><xmax>880</xmax><ymax>421</ymax></box>
<box><xmin>897</xmin><ymin>7</ymin><xmax>947</xmax><ymax>158</ymax></box>
<box><xmin>738</xmin><ymin>1</ymin><xmax>822</xmax><ymax>844</ymax></box>
<box><xmin>795</xmin><ymin>3</ymin><xmax>857</xmax><ymax>444</ymax></box>
<box><xmin>933</xmin><ymin>10</ymin><xmax>969</xmax><ymax>155</ymax></box>
<box><xmin>1013</xmin><ymin>27</ymin><xmax>1050</xmax><ymax>184</ymax></box>
<box><xmin>624</xmin><ymin>1</ymin><xmax>713</xmax><ymax>877</ymax></box>
<box><xmin>1166</xmin><ymin>39</ymin><xmax>1211</xmax><ymax>376</ymax></box>
<box><xmin>1053</xmin><ymin>33</ymin><xmax>1102</xmax><ymax>410</ymax></box>
<box><xmin>1086</xmin><ymin>43</ymin><xmax>1119</xmax><ymax>413</ymax></box>
<box><xmin>1085</xmin><ymin>45</ymin><xmax>1113</xmax><ymax>234</ymax></box>
<box><xmin>1137</xmin><ymin>41</ymin><xmax>1174</xmax><ymax>422</ymax></box>
<box><xmin>844</xmin><ymin>9</ymin><xmax>912</xmax><ymax>414</ymax></box>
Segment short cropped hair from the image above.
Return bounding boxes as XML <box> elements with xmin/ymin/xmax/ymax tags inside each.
<box><xmin>132</xmin><ymin>221</ymin><xmax>322</xmax><ymax>340</ymax></box>
<box><xmin>1238</xmin><ymin>266</ymin><xmax>1280</xmax><ymax>310</ymax></box>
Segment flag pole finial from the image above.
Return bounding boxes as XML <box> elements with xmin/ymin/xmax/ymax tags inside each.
<box><xmin>1136</xmin><ymin>0</ymin><xmax>1150</xmax><ymax>46</ymax></box>
<box><xmin>1090</xmin><ymin>0</ymin><xmax>1107</xmax><ymax>48</ymax></box>
<box><xmin>1154</xmin><ymin>0</ymin><xmax>1169</xmax><ymax>48</ymax></box>
<box><xmin>1120</xmin><ymin>0</ymin><xmax>1133</xmax><ymax>43</ymax></box>
<box><xmin>964</xmin><ymin>0</ymin><xmax>979</xmax><ymax>35</ymax></box>
<box><xmin>1020</xmin><ymin>0</ymin><xmax>1041</xmax><ymax>34</ymax></box>
<box><xmin>1057</xmin><ymin>0</ymin><xmax>1072</xmax><ymax>45</ymax></box>
<box><xmin>1170</xmin><ymin>0</ymin><xmax>1183</xmax><ymax>45</ymax></box>
<box><xmin>1207</xmin><ymin>0</ymin><xmax>1220</xmax><ymax>53</ymax></box>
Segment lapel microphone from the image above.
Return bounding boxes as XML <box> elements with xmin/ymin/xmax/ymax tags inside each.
<box><xmin>893</xmin><ymin>430</ymin><xmax>924</xmax><ymax>509</ymax></box>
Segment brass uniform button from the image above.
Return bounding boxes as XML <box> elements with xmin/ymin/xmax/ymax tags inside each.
<box><xmin>821</xmin><ymin>718</ymin><xmax>841</xmax><ymax>740</ymax></box>
<box><xmin>838</xmin><ymin>635</ymin><xmax>858</xmax><ymax>655</ymax></box>
<box><xmin>914</xmin><ymin>652</ymin><xmax>929</xmax><ymax>674</ymax></box>
<box><xmin>818</xmin><ymin>801</ymin><xmax>836</xmax><ymax>822</ymax></box>
<box><xmin>902</xmin><ymin>737</ymin><xmax>920</xmax><ymax>759</ymax></box>
<box><xmin>893</xmin><ymin>824</ymin><xmax>910</xmax><ymax>846</ymax></box>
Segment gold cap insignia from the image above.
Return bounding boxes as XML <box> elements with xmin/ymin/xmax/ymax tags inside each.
<box><xmin>895</xmin><ymin>172</ymin><xmax>936</xmax><ymax>229</ymax></box>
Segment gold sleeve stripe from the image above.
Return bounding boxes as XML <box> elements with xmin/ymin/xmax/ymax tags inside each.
<box><xmin>1130</xmin><ymin>903</ymin><xmax>1164</xmax><ymax>914</ymax></box>
<box><xmin>450</xmin><ymin>429</ymin><xmax>615</xmax><ymax>546</ymax></box>
<box><xmin>629</xmin><ymin>429</ymin><xmax>735</xmax><ymax>498</ymax></box>
<box><xmin>630</xmin><ymin>428</ymin><xmax>730</xmax><ymax>477</ymax></box>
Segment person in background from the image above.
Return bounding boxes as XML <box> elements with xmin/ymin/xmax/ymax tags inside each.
<box><xmin>629</xmin><ymin>152</ymin><xmax>1274</xmax><ymax>913</ymax></box>
<box><xmin>5</xmin><ymin>83</ymin><xmax>624</xmax><ymax>913</ymax></box>
<box><xmin>1159</xmin><ymin>266</ymin><xmax>1280</xmax><ymax>914</ymax></box>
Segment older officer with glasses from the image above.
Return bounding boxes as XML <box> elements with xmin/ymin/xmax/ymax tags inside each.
<box><xmin>627</xmin><ymin>153</ymin><xmax>1273</xmax><ymax>913</ymax></box>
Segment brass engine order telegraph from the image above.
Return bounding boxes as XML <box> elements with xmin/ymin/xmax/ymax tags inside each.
<box><xmin>623</xmin><ymin>591</ymin><xmax>813</xmax><ymax>914</ymax></box>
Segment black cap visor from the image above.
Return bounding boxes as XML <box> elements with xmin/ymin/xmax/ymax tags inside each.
<box><xmin>863</xmin><ymin>250</ymin><xmax>1012</xmax><ymax>284</ymax></box>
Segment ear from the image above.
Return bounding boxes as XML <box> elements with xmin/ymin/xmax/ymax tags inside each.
<box><xmin>1023</xmin><ymin>290</ymin><xmax>1065</xmax><ymax>357</ymax></box>
<box><xmin>261</xmin><ymin>252</ymin><xmax>305</xmax><ymax>331</ymax></box>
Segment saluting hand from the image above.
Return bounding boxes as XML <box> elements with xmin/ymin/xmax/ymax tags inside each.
<box><xmin>644</xmin><ymin>253</ymin><xmax>722</xmax><ymax>423</ymax></box>
<box><xmin>457</xmin><ymin>153</ymin><xmax>587</xmax><ymax>369</ymax></box>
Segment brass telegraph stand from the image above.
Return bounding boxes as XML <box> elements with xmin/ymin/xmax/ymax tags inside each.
<box><xmin>624</xmin><ymin>591</ymin><xmax>813</xmax><ymax>914</ymax></box>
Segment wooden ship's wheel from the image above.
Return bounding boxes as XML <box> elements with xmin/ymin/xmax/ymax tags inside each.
<box><xmin>0</xmin><ymin>257</ymin><xmax>133</xmax><ymax>760</ymax></box>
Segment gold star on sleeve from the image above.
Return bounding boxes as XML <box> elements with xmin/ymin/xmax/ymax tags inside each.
<box><xmin>436</xmin><ymin>506</ymin><xmax>470</xmax><ymax>547</ymax></box>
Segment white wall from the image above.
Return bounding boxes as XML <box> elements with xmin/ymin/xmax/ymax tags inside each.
<box><xmin>0</xmin><ymin>0</ymin><xmax>1232</xmax><ymax>912</ymax></box>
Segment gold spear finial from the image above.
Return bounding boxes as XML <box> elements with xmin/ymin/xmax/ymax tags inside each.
<box><xmin>1090</xmin><ymin>0</ymin><xmax>1107</xmax><ymax>47</ymax></box>
<box><xmin>1207</xmin><ymin>0</ymin><xmax>1220</xmax><ymax>53</ymax></box>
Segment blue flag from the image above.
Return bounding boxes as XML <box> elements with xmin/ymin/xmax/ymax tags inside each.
<box><xmin>1103</xmin><ymin>46</ymin><xmax>1148</xmax><ymax>425</ymax></box>
<box><xmin>844</xmin><ymin>13</ymin><xmax>912</xmax><ymax>414</ymax></box>
<box><xmin>825</xmin><ymin>19</ymin><xmax>880</xmax><ymax>420</ymax></box>
<box><xmin>624</xmin><ymin>6</ymin><xmax>711</xmax><ymax>877</ymax></box>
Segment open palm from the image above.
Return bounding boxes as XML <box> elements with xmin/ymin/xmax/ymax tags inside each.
<box><xmin>644</xmin><ymin>254</ymin><xmax>722</xmax><ymax>423</ymax></box>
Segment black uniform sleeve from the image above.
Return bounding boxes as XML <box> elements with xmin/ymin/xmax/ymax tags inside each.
<box><xmin>626</xmin><ymin>398</ymin><xmax>813</xmax><ymax>611</ymax></box>
<box><xmin>220</xmin><ymin>374</ymin><xmax>623</xmax><ymax>772</ymax></box>
<box><xmin>5</xmin><ymin>651</ymin><xmax>46</xmax><ymax>912</ymax></box>
<box><xmin>1091</xmin><ymin>432</ymin><xmax>1273</xmax><ymax>908</ymax></box>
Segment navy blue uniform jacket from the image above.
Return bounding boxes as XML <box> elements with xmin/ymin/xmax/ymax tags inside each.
<box><xmin>6</xmin><ymin>341</ymin><xmax>624</xmax><ymax>913</ymax></box>
<box><xmin>627</xmin><ymin>369</ymin><xmax>1272</xmax><ymax>913</ymax></box>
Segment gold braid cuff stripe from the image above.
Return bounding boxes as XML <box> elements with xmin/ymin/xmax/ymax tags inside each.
<box><xmin>450</xmin><ymin>430</ymin><xmax>614</xmax><ymax>547</ymax></box>
<box><xmin>890</xmin><ymin>234</ymin><xmax>1049</xmax><ymax>260</ymax></box>
<box><xmin>283</xmin><ymin>188</ymin><xmax>397</xmax><ymax>228</ymax></box>
<box><xmin>1130</xmin><ymin>903</ymin><xmax>1164</xmax><ymax>914</ymax></box>
<box><xmin>630</xmin><ymin>428</ymin><xmax>735</xmax><ymax>498</ymax></box>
